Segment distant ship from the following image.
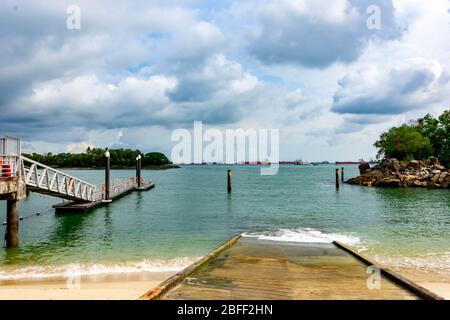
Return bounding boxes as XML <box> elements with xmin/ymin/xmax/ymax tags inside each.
<box><xmin>335</xmin><ymin>159</ymin><xmax>366</xmax><ymax>165</ymax></box>
<box><xmin>294</xmin><ymin>159</ymin><xmax>308</xmax><ymax>165</ymax></box>
<box><xmin>311</xmin><ymin>161</ymin><xmax>330</xmax><ymax>166</ymax></box>
<box><xmin>240</xmin><ymin>159</ymin><xmax>271</xmax><ymax>165</ymax></box>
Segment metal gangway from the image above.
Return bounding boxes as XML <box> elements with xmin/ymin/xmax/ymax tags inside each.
<box><xmin>1</xmin><ymin>136</ymin><xmax>100</xmax><ymax>202</ymax></box>
<box><xmin>21</xmin><ymin>156</ymin><xmax>101</xmax><ymax>202</ymax></box>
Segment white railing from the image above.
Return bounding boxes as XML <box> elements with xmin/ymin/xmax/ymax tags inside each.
<box><xmin>21</xmin><ymin>156</ymin><xmax>98</xmax><ymax>202</ymax></box>
<box><xmin>98</xmin><ymin>177</ymin><xmax>137</xmax><ymax>199</ymax></box>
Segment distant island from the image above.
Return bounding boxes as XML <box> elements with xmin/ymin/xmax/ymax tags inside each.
<box><xmin>348</xmin><ymin>109</ymin><xmax>450</xmax><ymax>188</ymax></box>
<box><xmin>23</xmin><ymin>148</ymin><xmax>179</xmax><ymax>170</ymax></box>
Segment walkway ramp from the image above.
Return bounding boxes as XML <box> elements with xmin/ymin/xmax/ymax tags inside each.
<box><xmin>141</xmin><ymin>236</ymin><xmax>443</xmax><ymax>300</ymax></box>
<box><xmin>21</xmin><ymin>156</ymin><xmax>99</xmax><ymax>202</ymax></box>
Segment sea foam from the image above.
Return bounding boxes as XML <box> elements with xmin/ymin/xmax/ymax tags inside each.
<box><xmin>242</xmin><ymin>227</ymin><xmax>360</xmax><ymax>245</ymax></box>
<box><xmin>0</xmin><ymin>257</ymin><xmax>199</xmax><ymax>281</ymax></box>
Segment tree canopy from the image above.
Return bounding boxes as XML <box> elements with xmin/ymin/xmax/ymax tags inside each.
<box><xmin>374</xmin><ymin>109</ymin><xmax>450</xmax><ymax>166</ymax></box>
<box><xmin>23</xmin><ymin>148</ymin><xmax>172</xmax><ymax>168</ymax></box>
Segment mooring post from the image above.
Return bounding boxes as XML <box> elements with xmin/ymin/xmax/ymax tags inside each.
<box><xmin>136</xmin><ymin>154</ymin><xmax>142</xmax><ymax>189</ymax></box>
<box><xmin>227</xmin><ymin>169</ymin><xmax>232</xmax><ymax>193</ymax></box>
<box><xmin>341</xmin><ymin>167</ymin><xmax>344</xmax><ymax>182</ymax></box>
<box><xmin>6</xmin><ymin>199</ymin><xmax>19</xmax><ymax>247</ymax></box>
<box><xmin>336</xmin><ymin>168</ymin><xmax>340</xmax><ymax>189</ymax></box>
<box><xmin>104</xmin><ymin>149</ymin><xmax>111</xmax><ymax>201</ymax></box>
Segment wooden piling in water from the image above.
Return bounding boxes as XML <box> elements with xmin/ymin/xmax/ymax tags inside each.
<box><xmin>227</xmin><ymin>169</ymin><xmax>232</xmax><ymax>193</ymax></box>
<box><xmin>104</xmin><ymin>150</ymin><xmax>111</xmax><ymax>201</ymax></box>
<box><xmin>341</xmin><ymin>167</ymin><xmax>344</xmax><ymax>182</ymax></box>
<box><xmin>335</xmin><ymin>168</ymin><xmax>340</xmax><ymax>188</ymax></box>
<box><xmin>136</xmin><ymin>154</ymin><xmax>141</xmax><ymax>189</ymax></box>
<box><xmin>6</xmin><ymin>199</ymin><xmax>19</xmax><ymax>247</ymax></box>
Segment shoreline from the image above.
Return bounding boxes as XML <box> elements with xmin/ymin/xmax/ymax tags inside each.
<box><xmin>0</xmin><ymin>267</ymin><xmax>448</xmax><ymax>300</ymax></box>
<box><xmin>0</xmin><ymin>271</ymin><xmax>175</xmax><ymax>300</ymax></box>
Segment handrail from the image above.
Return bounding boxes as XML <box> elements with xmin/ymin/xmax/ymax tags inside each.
<box><xmin>21</xmin><ymin>156</ymin><xmax>96</xmax><ymax>187</ymax></box>
<box><xmin>21</xmin><ymin>156</ymin><xmax>98</xmax><ymax>202</ymax></box>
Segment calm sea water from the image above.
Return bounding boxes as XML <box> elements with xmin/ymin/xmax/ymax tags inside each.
<box><xmin>0</xmin><ymin>165</ymin><xmax>449</xmax><ymax>279</ymax></box>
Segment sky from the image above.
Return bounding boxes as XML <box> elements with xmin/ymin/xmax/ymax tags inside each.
<box><xmin>0</xmin><ymin>0</ymin><xmax>449</xmax><ymax>161</ymax></box>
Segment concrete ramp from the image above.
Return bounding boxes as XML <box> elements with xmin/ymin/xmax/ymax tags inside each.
<box><xmin>141</xmin><ymin>236</ymin><xmax>443</xmax><ymax>300</ymax></box>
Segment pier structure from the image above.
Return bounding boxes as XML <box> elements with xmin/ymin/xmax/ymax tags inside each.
<box><xmin>0</xmin><ymin>136</ymin><xmax>154</xmax><ymax>247</ymax></box>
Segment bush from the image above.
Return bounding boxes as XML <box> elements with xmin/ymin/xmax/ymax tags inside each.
<box><xmin>374</xmin><ymin>124</ymin><xmax>433</xmax><ymax>161</ymax></box>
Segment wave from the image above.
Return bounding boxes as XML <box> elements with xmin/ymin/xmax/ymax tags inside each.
<box><xmin>242</xmin><ymin>227</ymin><xmax>360</xmax><ymax>245</ymax></box>
<box><xmin>0</xmin><ymin>257</ymin><xmax>199</xmax><ymax>281</ymax></box>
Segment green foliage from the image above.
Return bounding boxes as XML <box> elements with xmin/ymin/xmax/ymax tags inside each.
<box><xmin>23</xmin><ymin>148</ymin><xmax>172</xmax><ymax>168</ymax></box>
<box><xmin>374</xmin><ymin>124</ymin><xmax>433</xmax><ymax>161</ymax></box>
<box><xmin>374</xmin><ymin>109</ymin><xmax>450</xmax><ymax>166</ymax></box>
<box><xmin>416</xmin><ymin>110</ymin><xmax>450</xmax><ymax>167</ymax></box>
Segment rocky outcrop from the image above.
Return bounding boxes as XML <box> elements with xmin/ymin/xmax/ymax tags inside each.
<box><xmin>347</xmin><ymin>158</ymin><xmax>450</xmax><ymax>189</ymax></box>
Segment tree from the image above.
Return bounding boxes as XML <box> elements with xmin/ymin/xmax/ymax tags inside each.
<box><xmin>374</xmin><ymin>124</ymin><xmax>433</xmax><ymax>161</ymax></box>
<box><xmin>23</xmin><ymin>148</ymin><xmax>172</xmax><ymax>168</ymax></box>
<box><xmin>416</xmin><ymin>110</ymin><xmax>450</xmax><ymax>166</ymax></box>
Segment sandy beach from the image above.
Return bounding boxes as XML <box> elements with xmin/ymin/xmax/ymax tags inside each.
<box><xmin>0</xmin><ymin>271</ymin><xmax>175</xmax><ymax>300</ymax></box>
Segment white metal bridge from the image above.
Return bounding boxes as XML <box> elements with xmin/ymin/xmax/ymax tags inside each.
<box><xmin>21</xmin><ymin>156</ymin><xmax>101</xmax><ymax>202</ymax></box>
<box><xmin>1</xmin><ymin>136</ymin><xmax>100</xmax><ymax>202</ymax></box>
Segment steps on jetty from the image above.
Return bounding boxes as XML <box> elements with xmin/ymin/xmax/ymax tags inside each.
<box><xmin>141</xmin><ymin>236</ymin><xmax>444</xmax><ymax>300</ymax></box>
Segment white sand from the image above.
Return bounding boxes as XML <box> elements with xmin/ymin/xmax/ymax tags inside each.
<box><xmin>0</xmin><ymin>271</ymin><xmax>174</xmax><ymax>300</ymax></box>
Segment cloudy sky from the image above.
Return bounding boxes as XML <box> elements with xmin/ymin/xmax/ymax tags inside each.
<box><xmin>1</xmin><ymin>0</ymin><xmax>449</xmax><ymax>161</ymax></box>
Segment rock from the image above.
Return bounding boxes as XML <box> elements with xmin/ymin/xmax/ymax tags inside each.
<box><xmin>358</xmin><ymin>162</ymin><xmax>370</xmax><ymax>175</ymax></box>
<box><xmin>418</xmin><ymin>160</ymin><xmax>426</xmax><ymax>167</ymax></box>
<box><xmin>430</xmin><ymin>156</ymin><xmax>440</xmax><ymax>166</ymax></box>
<box><xmin>377</xmin><ymin>177</ymin><xmax>401</xmax><ymax>187</ymax></box>
<box><xmin>445</xmin><ymin>176</ymin><xmax>450</xmax><ymax>183</ymax></box>
<box><xmin>431</xmin><ymin>170</ymin><xmax>441</xmax><ymax>174</ymax></box>
<box><xmin>430</xmin><ymin>183</ymin><xmax>441</xmax><ymax>188</ymax></box>
<box><xmin>407</xmin><ymin>160</ymin><xmax>420</xmax><ymax>170</ymax></box>
<box><xmin>431</xmin><ymin>174</ymin><xmax>440</xmax><ymax>183</ymax></box>
<box><xmin>411</xmin><ymin>180</ymin><xmax>427</xmax><ymax>187</ymax></box>
<box><xmin>433</xmin><ymin>164</ymin><xmax>446</xmax><ymax>171</ymax></box>
<box><xmin>438</xmin><ymin>172</ymin><xmax>448</xmax><ymax>184</ymax></box>
<box><xmin>383</xmin><ymin>158</ymin><xmax>400</xmax><ymax>171</ymax></box>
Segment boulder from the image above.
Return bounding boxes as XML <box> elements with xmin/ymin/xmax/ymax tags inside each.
<box><xmin>407</xmin><ymin>160</ymin><xmax>420</xmax><ymax>170</ymax></box>
<box><xmin>430</xmin><ymin>156</ymin><xmax>440</xmax><ymax>166</ymax></box>
<box><xmin>358</xmin><ymin>162</ymin><xmax>370</xmax><ymax>175</ymax></box>
<box><xmin>377</xmin><ymin>177</ymin><xmax>401</xmax><ymax>187</ymax></box>
<box><xmin>433</xmin><ymin>164</ymin><xmax>446</xmax><ymax>171</ymax></box>
<box><xmin>431</xmin><ymin>174</ymin><xmax>440</xmax><ymax>183</ymax></box>
<box><xmin>438</xmin><ymin>172</ymin><xmax>448</xmax><ymax>183</ymax></box>
<box><xmin>383</xmin><ymin>158</ymin><xmax>400</xmax><ymax>171</ymax></box>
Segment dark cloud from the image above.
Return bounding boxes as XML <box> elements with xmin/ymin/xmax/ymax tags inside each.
<box><xmin>248</xmin><ymin>0</ymin><xmax>401</xmax><ymax>68</ymax></box>
<box><xmin>332</xmin><ymin>59</ymin><xmax>445</xmax><ymax>116</ymax></box>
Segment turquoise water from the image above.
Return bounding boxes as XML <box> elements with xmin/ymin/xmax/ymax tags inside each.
<box><xmin>0</xmin><ymin>165</ymin><xmax>449</xmax><ymax>279</ymax></box>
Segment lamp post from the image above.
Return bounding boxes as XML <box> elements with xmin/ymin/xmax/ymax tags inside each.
<box><xmin>104</xmin><ymin>149</ymin><xmax>111</xmax><ymax>201</ymax></box>
<box><xmin>136</xmin><ymin>154</ymin><xmax>142</xmax><ymax>189</ymax></box>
